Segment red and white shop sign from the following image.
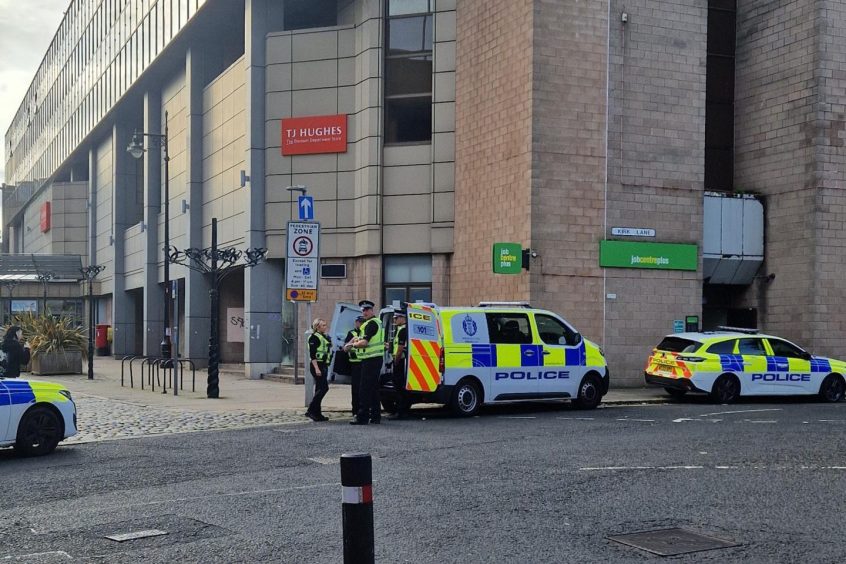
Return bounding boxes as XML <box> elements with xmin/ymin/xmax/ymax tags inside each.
<box><xmin>40</xmin><ymin>201</ymin><xmax>51</xmax><ymax>233</ymax></box>
<box><xmin>281</xmin><ymin>114</ymin><xmax>347</xmax><ymax>156</ymax></box>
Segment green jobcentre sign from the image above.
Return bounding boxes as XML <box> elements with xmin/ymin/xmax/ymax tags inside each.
<box><xmin>600</xmin><ymin>240</ymin><xmax>698</xmax><ymax>271</ymax></box>
<box><xmin>493</xmin><ymin>243</ymin><xmax>523</xmax><ymax>274</ymax></box>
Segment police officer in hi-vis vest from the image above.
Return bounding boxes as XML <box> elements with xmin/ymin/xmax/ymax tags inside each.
<box><xmin>342</xmin><ymin>316</ymin><xmax>364</xmax><ymax>415</ymax></box>
<box><xmin>388</xmin><ymin>310</ymin><xmax>410</xmax><ymax>419</ymax></box>
<box><xmin>305</xmin><ymin>318</ymin><xmax>332</xmax><ymax>422</ymax></box>
<box><xmin>349</xmin><ymin>300</ymin><xmax>384</xmax><ymax>425</ymax></box>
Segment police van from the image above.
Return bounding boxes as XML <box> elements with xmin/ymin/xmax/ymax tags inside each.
<box><xmin>378</xmin><ymin>302</ymin><xmax>609</xmax><ymax>416</ymax></box>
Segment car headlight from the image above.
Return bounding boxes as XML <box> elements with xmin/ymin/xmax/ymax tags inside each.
<box><xmin>58</xmin><ymin>390</ymin><xmax>73</xmax><ymax>401</ymax></box>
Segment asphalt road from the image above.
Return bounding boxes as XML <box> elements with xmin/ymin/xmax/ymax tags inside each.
<box><xmin>2</xmin><ymin>396</ymin><xmax>846</xmax><ymax>563</ymax></box>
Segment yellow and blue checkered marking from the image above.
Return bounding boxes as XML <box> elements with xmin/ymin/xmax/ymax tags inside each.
<box><xmin>811</xmin><ymin>357</ymin><xmax>832</xmax><ymax>373</ymax></box>
<box><xmin>0</xmin><ymin>380</ymin><xmax>36</xmax><ymax>406</ymax></box>
<box><xmin>719</xmin><ymin>354</ymin><xmax>744</xmax><ymax>372</ymax></box>
<box><xmin>565</xmin><ymin>342</ymin><xmax>586</xmax><ymax>366</ymax></box>
<box><xmin>471</xmin><ymin>344</ymin><xmax>497</xmax><ymax>367</ymax></box>
<box><xmin>766</xmin><ymin>356</ymin><xmax>790</xmax><ymax>372</ymax></box>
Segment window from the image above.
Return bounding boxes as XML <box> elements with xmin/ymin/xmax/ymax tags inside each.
<box><xmin>656</xmin><ymin>337</ymin><xmax>700</xmax><ymax>353</ymax></box>
<box><xmin>535</xmin><ymin>314</ymin><xmax>580</xmax><ymax>346</ymax></box>
<box><xmin>384</xmin><ymin>2</ymin><xmax>433</xmax><ymax>144</ymax></box>
<box><xmin>738</xmin><ymin>338</ymin><xmax>766</xmax><ymax>355</ymax></box>
<box><xmin>706</xmin><ymin>339</ymin><xmax>737</xmax><ymax>355</ymax></box>
<box><xmin>486</xmin><ymin>313</ymin><xmax>532</xmax><ymax>345</ymax></box>
<box><xmin>767</xmin><ymin>339</ymin><xmax>807</xmax><ymax>359</ymax></box>
<box><xmin>283</xmin><ymin>0</ymin><xmax>337</xmax><ymax>31</ymax></box>
<box><xmin>383</xmin><ymin>255</ymin><xmax>432</xmax><ymax>306</ymax></box>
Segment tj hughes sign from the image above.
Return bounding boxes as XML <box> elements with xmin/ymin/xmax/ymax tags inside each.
<box><xmin>281</xmin><ymin>114</ymin><xmax>347</xmax><ymax>156</ymax></box>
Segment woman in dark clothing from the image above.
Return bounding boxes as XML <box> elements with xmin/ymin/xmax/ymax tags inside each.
<box><xmin>1</xmin><ymin>325</ymin><xmax>31</xmax><ymax>378</ymax></box>
<box><xmin>305</xmin><ymin>318</ymin><xmax>332</xmax><ymax>421</ymax></box>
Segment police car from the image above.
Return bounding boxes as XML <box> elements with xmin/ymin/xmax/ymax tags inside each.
<box><xmin>380</xmin><ymin>302</ymin><xmax>609</xmax><ymax>416</ymax></box>
<box><xmin>0</xmin><ymin>378</ymin><xmax>77</xmax><ymax>456</ymax></box>
<box><xmin>644</xmin><ymin>327</ymin><xmax>846</xmax><ymax>404</ymax></box>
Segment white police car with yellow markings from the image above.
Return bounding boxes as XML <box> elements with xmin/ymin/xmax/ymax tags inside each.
<box><xmin>0</xmin><ymin>378</ymin><xmax>77</xmax><ymax>456</ymax></box>
<box><xmin>382</xmin><ymin>302</ymin><xmax>609</xmax><ymax>416</ymax></box>
<box><xmin>645</xmin><ymin>327</ymin><xmax>846</xmax><ymax>404</ymax></box>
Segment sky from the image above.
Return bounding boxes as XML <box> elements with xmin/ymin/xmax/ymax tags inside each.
<box><xmin>0</xmin><ymin>0</ymin><xmax>68</xmax><ymax>185</ymax></box>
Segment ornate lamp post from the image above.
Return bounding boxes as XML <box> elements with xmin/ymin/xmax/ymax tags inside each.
<box><xmin>127</xmin><ymin>112</ymin><xmax>172</xmax><ymax>363</ymax></box>
<box><xmin>169</xmin><ymin>217</ymin><xmax>267</xmax><ymax>398</ymax></box>
<box><xmin>36</xmin><ymin>272</ymin><xmax>55</xmax><ymax>314</ymax></box>
<box><xmin>79</xmin><ymin>265</ymin><xmax>106</xmax><ymax>380</ymax></box>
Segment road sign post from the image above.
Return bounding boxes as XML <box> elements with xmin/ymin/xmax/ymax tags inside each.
<box><xmin>286</xmin><ymin>220</ymin><xmax>319</xmax><ymax>391</ymax></box>
<box><xmin>298</xmin><ymin>195</ymin><xmax>314</xmax><ymax>220</ymax></box>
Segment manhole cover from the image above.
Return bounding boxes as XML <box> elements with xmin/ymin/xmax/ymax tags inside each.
<box><xmin>608</xmin><ymin>528</ymin><xmax>739</xmax><ymax>556</ymax></box>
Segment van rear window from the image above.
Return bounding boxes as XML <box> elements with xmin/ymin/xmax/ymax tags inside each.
<box><xmin>656</xmin><ymin>337</ymin><xmax>700</xmax><ymax>353</ymax></box>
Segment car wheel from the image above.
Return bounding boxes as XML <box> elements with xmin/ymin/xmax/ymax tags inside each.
<box><xmin>710</xmin><ymin>374</ymin><xmax>740</xmax><ymax>404</ymax></box>
<box><xmin>15</xmin><ymin>406</ymin><xmax>62</xmax><ymax>457</ymax></box>
<box><xmin>664</xmin><ymin>387</ymin><xmax>687</xmax><ymax>399</ymax></box>
<box><xmin>380</xmin><ymin>398</ymin><xmax>398</xmax><ymax>414</ymax></box>
<box><xmin>450</xmin><ymin>378</ymin><xmax>482</xmax><ymax>417</ymax></box>
<box><xmin>573</xmin><ymin>374</ymin><xmax>603</xmax><ymax>410</ymax></box>
<box><xmin>819</xmin><ymin>374</ymin><xmax>845</xmax><ymax>403</ymax></box>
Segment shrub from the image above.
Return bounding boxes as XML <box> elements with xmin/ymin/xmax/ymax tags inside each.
<box><xmin>3</xmin><ymin>312</ymin><xmax>88</xmax><ymax>360</ymax></box>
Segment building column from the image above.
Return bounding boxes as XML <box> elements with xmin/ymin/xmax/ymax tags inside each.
<box><xmin>183</xmin><ymin>47</ymin><xmax>212</xmax><ymax>365</ymax></box>
<box><xmin>142</xmin><ymin>90</ymin><xmax>165</xmax><ymax>356</ymax></box>
<box><xmin>110</xmin><ymin>124</ymin><xmax>135</xmax><ymax>354</ymax></box>
<box><xmin>244</xmin><ymin>0</ymin><xmax>284</xmax><ymax>379</ymax></box>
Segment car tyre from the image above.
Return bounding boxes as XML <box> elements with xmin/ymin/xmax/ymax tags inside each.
<box><xmin>450</xmin><ymin>378</ymin><xmax>482</xmax><ymax>417</ymax></box>
<box><xmin>664</xmin><ymin>387</ymin><xmax>688</xmax><ymax>399</ymax></box>
<box><xmin>710</xmin><ymin>374</ymin><xmax>740</xmax><ymax>404</ymax></box>
<box><xmin>573</xmin><ymin>373</ymin><xmax>603</xmax><ymax>410</ymax></box>
<box><xmin>380</xmin><ymin>398</ymin><xmax>398</xmax><ymax>414</ymax></box>
<box><xmin>819</xmin><ymin>374</ymin><xmax>845</xmax><ymax>403</ymax></box>
<box><xmin>15</xmin><ymin>406</ymin><xmax>62</xmax><ymax>457</ymax></box>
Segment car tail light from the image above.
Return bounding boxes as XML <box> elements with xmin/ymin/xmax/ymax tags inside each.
<box><xmin>439</xmin><ymin>349</ymin><xmax>445</xmax><ymax>374</ymax></box>
<box><xmin>677</xmin><ymin>355</ymin><xmax>705</xmax><ymax>363</ymax></box>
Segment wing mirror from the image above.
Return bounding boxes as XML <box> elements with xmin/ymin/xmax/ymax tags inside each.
<box><xmin>801</xmin><ymin>351</ymin><xmax>812</xmax><ymax>361</ymax></box>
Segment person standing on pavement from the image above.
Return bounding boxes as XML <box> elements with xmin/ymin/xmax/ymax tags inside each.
<box><xmin>350</xmin><ymin>300</ymin><xmax>384</xmax><ymax>425</ymax></box>
<box><xmin>342</xmin><ymin>317</ymin><xmax>363</xmax><ymax>416</ymax></box>
<box><xmin>388</xmin><ymin>311</ymin><xmax>410</xmax><ymax>419</ymax></box>
<box><xmin>305</xmin><ymin>318</ymin><xmax>331</xmax><ymax>422</ymax></box>
<box><xmin>0</xmin><ymin>325</ymin><xmax>30</xmax><ymax>379</ymax></box>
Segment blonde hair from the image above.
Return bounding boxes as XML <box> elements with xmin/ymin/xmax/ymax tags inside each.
<box><xmin>311</xmin><ymin>318</ymin><xmax>326</xmax><ymax>332</ymax></box>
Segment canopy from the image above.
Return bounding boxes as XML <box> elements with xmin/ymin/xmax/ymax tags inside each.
<box><xmin>0</xmin><ymin>254</ymin><xmax>84</xmax><ymax>281</ymax></box>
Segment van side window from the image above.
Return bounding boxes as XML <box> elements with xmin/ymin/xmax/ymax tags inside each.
<box><xmin>706</xmin><ymin>339</ymin><xmax>736</xmax><ymax>355</ymax></box>
<box><xmin>485</xmin><ymin>313</ymin><xmax>532</xmax><ymax>344</ymax></box>
<box><xmin>738</xmin><ymin>338</ymin><xmax>766</xmax><ymax>355</ymax></box>
<box><xmin>535</xmin><ymin>314</ymin><xmax>580</xmax><ymax>346</ymax></box>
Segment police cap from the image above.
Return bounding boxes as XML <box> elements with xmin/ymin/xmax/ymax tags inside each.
<box><xmin>393</xmin><ymin>310</ymin><xmax>406</xmax><ymax>318</ymax></box>
<box><xmin>358</xmin><ymin>300</ymin><xmax>375</xmax><ymax>310</ymax></box>
<box><xmin>355</xmin><ymin>316</ymin><xmax>365</xmax><ymax>322</ymax></box>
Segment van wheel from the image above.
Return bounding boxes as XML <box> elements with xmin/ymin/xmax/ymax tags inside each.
<box><xmin>819</xmin><ymin>374</ymin><xmax>845</xmax><ymax>403</ymax></box>
<box><xmin>450</xmin><ymin>379</ymin><xmax>482</xmax><ymax>417</ymax></box>
<box><xmin>664</xmin><ymin>387</ymin><xmax>687</xmax><ymax>399</ymax></box>
<box><xmin>710</xmin><ymin>374</ymin><xmax>740</xmax><ymax>404</ymax></box>
<box><xmin>573</xmin><ymin>374</ymin><xmax>603</xmax><ymax>410</ymax></box>
<box><xmin>15</xmin><ymin>406</ymin><xmax>62</xmax><ymax>457</ymax></box>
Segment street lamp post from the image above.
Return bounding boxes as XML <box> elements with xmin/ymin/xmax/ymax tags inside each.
<box><xmin>79</xmin><ymin>265</ymin><xmax>105</xmax><ymax>380</ymax></box>
<box><xmin>127</xmin><ymin>112</ymin><xmax>172</xmax><ymax>363</ymax></box>
<box><xmin>169</xmin><ymin>217</ymin><xmax>267</xmax><ymax>398</ymax></box>
<box><xmin>0</xmin><ymin>279</ymin><xmax>21</xmax><ymax>325</ymax></box>
<box><xmin>36</xmin><ymin>272</ymin><xmax>55</xmax><ymax>315</ymax></box>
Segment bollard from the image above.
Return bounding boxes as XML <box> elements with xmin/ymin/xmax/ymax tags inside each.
<box><xmin>341</xmin><ymin>453</ymin><xmax>374</xmax><ymax>564</ymax></box>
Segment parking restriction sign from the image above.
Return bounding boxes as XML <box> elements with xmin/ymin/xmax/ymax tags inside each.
<box><xmin>286</xmin><ymin>221</ymin><xmax>320</xmax><ymax>301</ymax></box>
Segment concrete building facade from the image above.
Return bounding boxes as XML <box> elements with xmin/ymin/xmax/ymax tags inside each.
<box><xmin>3</xmin><ymin>0</ymin><xmax>845</xmax><ymax>385</ymax></box>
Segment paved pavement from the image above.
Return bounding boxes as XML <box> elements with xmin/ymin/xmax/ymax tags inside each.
<box><xmin>23</xmin><ymin>357</ymin><xmax>668</xmax><ymax>444</ymax></box>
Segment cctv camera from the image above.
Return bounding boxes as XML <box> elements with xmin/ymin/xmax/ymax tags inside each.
<box><xmin>530</xmin><ymin>251</ymin><xmax>538</xmax><ymax>258</ymax></box>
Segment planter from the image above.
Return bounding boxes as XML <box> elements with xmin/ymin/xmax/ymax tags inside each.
<box><xmin>31</xmin><ymin>351</ymin><xmax>83</xmax><ymax>375</ymax></box>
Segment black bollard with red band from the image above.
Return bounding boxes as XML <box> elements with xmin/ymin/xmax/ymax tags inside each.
<box><xmin>341</xmin><ymin>453</ymin><xmax>375</xmax><ymax>564</ymax></box>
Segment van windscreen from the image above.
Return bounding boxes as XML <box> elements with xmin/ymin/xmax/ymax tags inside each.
<box><xmin>656</xmin><ymin>337</ymin><xmax>700</xmax><ymax>353</ymax></box>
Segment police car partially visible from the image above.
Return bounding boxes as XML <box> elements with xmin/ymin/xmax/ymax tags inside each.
<box><xmin>381</xmin><ymin>302</ymin><xmax>609</xmax><ymax>416</ymax></box>
<box><xmin>644</xmin><ymin>327</ymin><xmax>846</xmax><ymax>404</ymax></box>
<box><xmin>0</xmin><ymin>378</ymin><xmax>77</xmax><ymax>456</ymax></box>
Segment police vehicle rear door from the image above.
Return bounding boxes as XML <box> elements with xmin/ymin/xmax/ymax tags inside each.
<box><xmin>532</xmin><ymin>313</ymin><xmax>583</xmax><ymax>398</ymax></box>
<box><xmin>737</xmin><ymin>337</ymin><xmax>769</xmax><ymax>394</ymax></box>
<box><xmin>0</xmin><ymin>381</ymin><xmax>10</xmax><ymax>441</ymax></box>
<box><xmin>485</xmin><ymin>311</ymin><xmax>538</xmax><ymax>400</ymax></box>
<box><xmin>405</xmin><ymin>304</ymin><xmax>442</xmax><ymax>393</ymax></box>
<box><xmin>328</xmin><ymin>302</ymin><xmax>361</xmax><ymax>384</ymax></box>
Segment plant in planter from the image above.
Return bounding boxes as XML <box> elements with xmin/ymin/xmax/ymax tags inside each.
<box><xmin>5</xmin><ymin>312</ymin><xmax>87</xmax><ymax>375</ymax></box>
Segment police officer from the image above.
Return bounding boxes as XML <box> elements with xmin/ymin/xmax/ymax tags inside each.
<box><xmin>350</xmin><ymin>300</ymin><xmax>384</xmax><ymax>425</ymax></box>
<box><xmin>305</xmin><ymin>318</ymin><xmax>331</xmax><ymax>422</ymax></box>
<box><xmin>342</xmin><ymin>317</ymin><xmax>363</xmax><ymax>416</ymax></box>
<box><xmin>388</xmin><ymin>311</ymin><xmax>410</xmax><ymax>419</ymax></box>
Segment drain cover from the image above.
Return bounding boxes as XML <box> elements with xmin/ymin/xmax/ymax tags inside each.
<box><xmin>105</xmin><ymin>529</ymin><xmax>168</xmax><ymax>542</ymax></box>
<box><xmin>608</xmin><ymin>528</ymin><xmax>739</xmax><ymax>556</ymax></box>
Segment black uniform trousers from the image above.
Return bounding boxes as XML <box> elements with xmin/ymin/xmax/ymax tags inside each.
<box><xmin>356</xmin><ymin>356</ymin><xmax>383</xmax><ymax>423</ymax></box>
<box><xmin>349</xmin><ymin>361</ymin><xmax>362</xmax><ymax>415</ymax></box>
<box><xmin>392</xmin><ymin>358</ymin><xmax>409</xmax><ymax>414</ymax></box>
<box><xmin>307</xmin><ymin>361</ymin><xmax>329</xmax><ymax>416</ymax></box>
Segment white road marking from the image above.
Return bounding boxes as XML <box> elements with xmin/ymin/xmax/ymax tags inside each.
<box><xmin>744</xmin><ymin>420</ymin><xmax>777</xmax><ymax>424</ymax></box>
<box><xmin>672</xmin><ymin>418</ymin><xmax>699</xmax><ymax>423</ymax></box>
<box><xmin>818</xmin><ymin>420</ymin><xmax>846</xmax><ymax>422</ymax></box>
<box><xmin>123</xmin><ymin>481</ymin><xmax>341</xmax><ymax>508</ymax></box>
<box><xmin>698</xmin><ymin>408</ymin><xmax>782</xmax><ymax>417</ymax></box>
<box><xmin>580</xmin><ymin>465</ymin><xmax>704</xmax><ymax>471</ymax></box>
<box><xmin>501</xmin><ymin>416</ymin><xmax>537</xmax><ymax>419</ymax></box>
<box><xmin>581</xmin><ymin>464</ymin><xmax>846</xmax><ymax>472</ymax></box>
<box><xmin>617</xmin><ymin>418</ymin><xmax>656</xmax><ymax>422</ymax></box>
<box><xmin>556</xmin><ymin>417</ymin><xmax>595</xmax><ymax>421</ymax></box>
<box><xmin>307</xmin><ymin>457</ymin><xmax>339</xmax><ymax>465</ymax></box>
<box><xmin>2</xmin><ymin>551</ymin><xmax>72</xmax><ymax>561</ymax></box>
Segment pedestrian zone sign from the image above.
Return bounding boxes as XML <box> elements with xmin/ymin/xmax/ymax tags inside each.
<box><xmin>286</xmin><ymin>221</ymin><xmax>320</xmax><ymax>301</ymax></box>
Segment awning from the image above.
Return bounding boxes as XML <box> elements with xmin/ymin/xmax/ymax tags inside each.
<box><xmin>0</xmin><ymin>254</ymin><xmax>85</xmax><ymax>281</ymax></box>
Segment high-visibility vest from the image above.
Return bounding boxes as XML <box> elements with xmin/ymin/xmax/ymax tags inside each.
<box><xmin>357</xmin><ymin>318</ymin><xmax>384</xmax><ymax>360</ymax></box>
<box><xmin>314</xmin><ymin>332</ymin><xmax>331</xmax><ymax>363</ymax></box>
<box><xmin>392</xmin><ymin>326</ymin><xmax>404</xmax><ymax>357</ymax></box>
<box><xmin>348</xmin><ymin>329</ymin><xmax>361</xmax><ymax>363</ymax></box>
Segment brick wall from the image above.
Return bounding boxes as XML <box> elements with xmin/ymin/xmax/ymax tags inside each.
<box><xmin>451</xmin><ymin>0</ymin><xmax>533</xmax><ymax>305</ymax></box>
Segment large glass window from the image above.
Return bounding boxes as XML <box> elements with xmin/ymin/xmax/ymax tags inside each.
<box><xmin>384</xmin><ymin>1</ymin><xmax>433</xmax><ymax>144</ymax></box>
<box><xmin>535</xmin><ymin>314</ymin><xmax>580</xmax><ymax>347</ymax></box>
<box><xmin>283</xmin><ymin>0</ymin><xmax>338</xmax><ymax>31</ymax></box>
<box><xmin>486</xmin><ymin>313</ymin><xmax>533</xmax><ymax>345</ymax></box>
<box><xmin>384</xmin><ymin>255</ymin><xmax>432</xmax><ymax>306</ymax></box>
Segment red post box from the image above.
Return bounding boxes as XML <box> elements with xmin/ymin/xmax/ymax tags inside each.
<box><xmin>95</xmin><ymin>324</ymin><xmax>111</xmax><ymax>356</ymax></box>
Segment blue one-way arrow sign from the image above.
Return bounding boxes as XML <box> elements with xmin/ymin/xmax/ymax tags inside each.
<box><xmin>298</xmin><ymin>195</ymin><xmax>314</xmax><ymax>220</ymax></box>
